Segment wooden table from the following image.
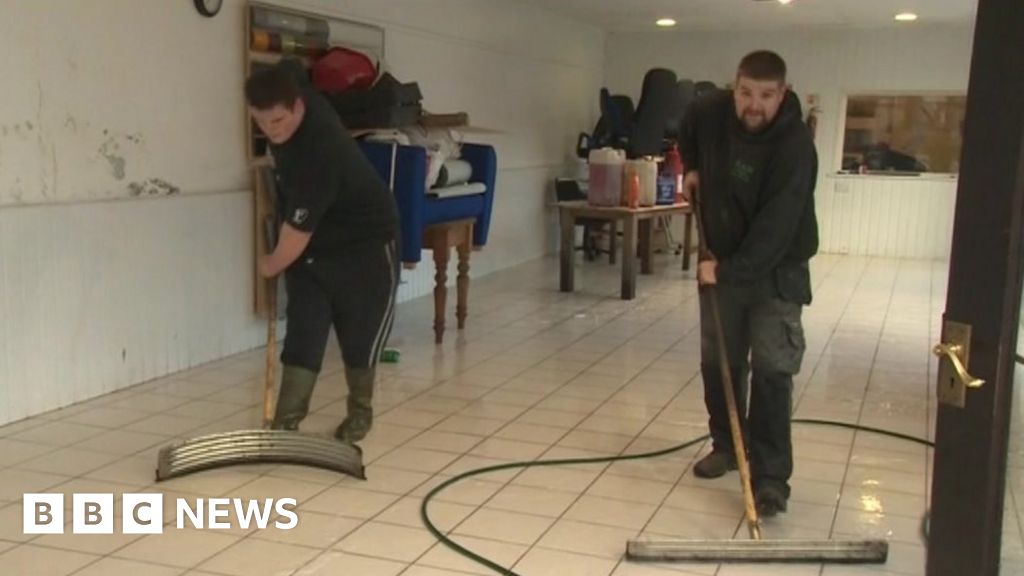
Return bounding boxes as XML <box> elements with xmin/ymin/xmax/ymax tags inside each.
<box><xmin>421</xmin><ymin>218</ymin><xmax>475</xmax><ymax>344</ymax></box>
<box><xmin>558</xmin><ymin>200</ymin><xmax>693</xmax><ymax>300</ymax></box>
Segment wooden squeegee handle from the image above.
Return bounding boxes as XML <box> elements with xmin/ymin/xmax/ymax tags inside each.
<box><xmin>263</xmin><ymin>217</ymin><xmax>278</xmax><ymax>429</ymax></box>
<box><xmin>691</xmin><ymin>189</ymin><xmax>763</xmax><ymax>540</ymax></box>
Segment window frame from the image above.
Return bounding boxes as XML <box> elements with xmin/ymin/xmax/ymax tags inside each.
<box><xmin>835</xmin><ymin>90</ymin><xmax>967</xmax><ymax>177</ymax></box>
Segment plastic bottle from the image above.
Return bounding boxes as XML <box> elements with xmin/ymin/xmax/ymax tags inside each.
<box><xmin>587</xmin><ymin>148</ymin><xmax>625</xmax><ymax>206</ymax></box>
<box><xmin>675</xmin><ymin>169</ymin><xmax>684</xmax><ymax>205</ymax></box>
<box><xmin>636</xmin><ymin>157</ymin><xmax>658</xmax><ymax>206</ymax></box>
<box><xmin>656</xmin><ymin>159</ymin><xmax>676</xmax><ymax>205</ymax></box>
<box><xmin>622</xmin><ymin>160</ymin><xmax>634</xmax><ymax>206</ymax></box>
<box><xmin>666</xmin><ymin>144</ymin><xmax>684</xmax><ymax>204</ymax></box>
<box><xmin>627</xmin><ymin>172</ymin><xmax>640</xmax><ymax>209</ymax></box>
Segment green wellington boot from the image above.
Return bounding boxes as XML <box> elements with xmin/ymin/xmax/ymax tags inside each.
<box><xmin>270</xmin><ymin>365</ymin><xmax>318</xmax><ymax>431</ymax></box>
<box><xmin>335</xmin><ymin>366</ymin><xmax>375</xmax><ymax>443</ymax></box>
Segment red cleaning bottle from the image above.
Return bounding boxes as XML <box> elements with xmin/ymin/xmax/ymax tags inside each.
<box><xmin>628</xmin><ymin>172</ymin><xmax>641</xmax><ymax>209</ymax></box>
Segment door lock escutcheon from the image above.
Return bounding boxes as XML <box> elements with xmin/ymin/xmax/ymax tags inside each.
<box><xmin>933</xmin><ymin>320</ymin><xmax>984</xmax><ymax>408</ymax></box>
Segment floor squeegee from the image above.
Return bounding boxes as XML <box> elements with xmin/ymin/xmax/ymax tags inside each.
<box><xmin>626</xmin><ymin>187</ymin><xmax>888</xmax><ymax>565</ymax></box>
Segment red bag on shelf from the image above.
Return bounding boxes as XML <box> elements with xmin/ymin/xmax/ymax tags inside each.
<box><xmin>312</xmin><ymin>47</ymin><xmax>378</xmax><ymax>93</ymax></box>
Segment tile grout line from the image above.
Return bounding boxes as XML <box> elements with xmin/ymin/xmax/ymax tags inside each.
<box><xmin>824</xmin><ymin>257</ymin><xmax>905</xmax><ymax>556</ymax></box>
<box><xmin>511</xmin><ymin>335</ymin><xmax>709</xmax><ymax>573</ymax></box>
<box><xmin>403</xmin><ymin>297</ymin><xmax>699</xmax><ymax>572</ymax></box>
<box><xmin>406</xmin><ymin>282</ymin><xmax>706</xmax><ymax>571</ymax></box>
<box><xmin>290</xmin><ymin>275</ymin><xmax>700</xmax><ymax>575</ymax></box>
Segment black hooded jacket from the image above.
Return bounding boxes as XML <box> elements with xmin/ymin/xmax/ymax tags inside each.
<box><xmin>679</xmin><ymin>89</ymin><xmax>819</xmax><ymax>305</ymax></box>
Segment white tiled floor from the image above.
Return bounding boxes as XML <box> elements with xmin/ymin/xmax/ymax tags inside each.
<box><xmin>0</xmin><ymin>251</ymin><xmax>1009</xmax><ymax>575</ymax></box>
<box><xmin>1004</xmin><ymin>362</ymin><xmax>1024</xmax><ymax>574</ymax></box>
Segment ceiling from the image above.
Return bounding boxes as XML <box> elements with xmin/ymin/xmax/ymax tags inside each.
<box><xmin>513</xmin><ymin>0</ymin><xmax>978</xmax><ymax>32</ymax></box>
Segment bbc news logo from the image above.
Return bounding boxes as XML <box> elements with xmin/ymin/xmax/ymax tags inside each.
<box><xmin>23</xmin><ymin>494</ymin><xmax>298</xmax><ymax>534</ymax></box>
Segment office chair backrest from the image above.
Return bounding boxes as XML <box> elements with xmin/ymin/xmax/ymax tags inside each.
<box><xmin>694</xmin><ymin>81</ymin><xmax>718</xmax><ymax>100</ymax></box>
<box><xmin>598</xmin><ymin>89</ymin><xmax>635</xmax><ymax>147</ymax></box>
<box><xmin>677</xmin><ymin>79</ymin><xmax>696</xmax><ymax>116</ymax></box>
<box><xmin>580</xmin><ymin>89</ymin><xmax>637</xmax><ymax>157</ymax></box>
<box><xmin>666</xmin><ymin>79</ymin><xmax>696</xmax><ymax>139</ymax></box>
<box><xmin>592</xmin><ymin>88</ymin><xmax>614</xmax><ymax>147</ymax></box>
<box><xmin>609</xmin><ymin>95</ymin><xmax>635</xmax><ymax>134</ymax></box>
<box><xmin>629</xmin><ymin>68</ymin><xmax>679</xmax><ymax>158</ymax></box>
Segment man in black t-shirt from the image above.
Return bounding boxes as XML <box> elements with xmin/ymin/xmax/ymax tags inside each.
<box><xmin>245</xmin><ymin>64</ymin><xmax>400</xmax><ymax>443</ymax></box>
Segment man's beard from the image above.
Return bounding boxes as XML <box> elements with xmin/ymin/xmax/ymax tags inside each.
<box><xmin>742</xmin><ymin>112</ymin><xmax>767</xmax><ymax>132</ymax></box>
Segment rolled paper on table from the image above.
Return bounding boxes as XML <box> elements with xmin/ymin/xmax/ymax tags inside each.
<box><xmin>435</xmin><ymin>160</ymin><xmax>473</xmax><ymax>187</ymax></box>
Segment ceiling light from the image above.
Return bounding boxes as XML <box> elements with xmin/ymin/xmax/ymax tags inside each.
<box><xmin>656</xmin><ymin>18</ymin><xmax>677</xmax><ymax>27</ymax></box>
<box><xmin>777</xmin><ymin>0</ymin><xmax>794</xmax><ymax>5</ymax></box>
<box><xmin>894</xmin><ymin>12</ymin><xmax>918</xmax><ymax>22</ymax></box>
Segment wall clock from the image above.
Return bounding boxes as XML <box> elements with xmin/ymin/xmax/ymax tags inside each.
<box><xmin>194</xmin><ymin>0</ymin><xmax>223</xmax><ymax>18</ymax></box>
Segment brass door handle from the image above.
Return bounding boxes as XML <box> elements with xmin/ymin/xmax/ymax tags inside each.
<box><xmin>932</xmin><ymin>343</ymin><xmax>985</xmax><ymax>389</ymax></box>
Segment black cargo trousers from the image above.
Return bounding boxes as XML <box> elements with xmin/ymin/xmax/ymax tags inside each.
<box><xmin>280</xmin><ymin>238</ymin><xmax>399</xmax><ymax>373</ymax></box>
<box><xmin>699</xmin><ymin>276</ymin><xmax>807</xmax><ymax>497</ymax></box>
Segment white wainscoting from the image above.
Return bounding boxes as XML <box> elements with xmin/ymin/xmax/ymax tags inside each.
<box><xmin>818</xmin><ymin>175</ymin><xmax>957</xmax><ymax>259</ymax></box>
<box><xmin>0</xmin><ymin>191</ymin><xmax>266</xmax><ymax>425</ymax></box>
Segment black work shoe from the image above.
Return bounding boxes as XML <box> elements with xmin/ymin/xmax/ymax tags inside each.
<box><xmin>693</xmin><ymin>451</ymin><xmax>738</xmax><ymax>478</ymax></box>
<box><xmin>755</xmin><ymin>485</ymin><xmax>788</xmax><ymax>517</ymax></box>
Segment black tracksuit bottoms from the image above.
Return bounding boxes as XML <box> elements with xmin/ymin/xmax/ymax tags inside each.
<box><xmin>281</xmin><ymin>239</ymin><xmax>398</xmax><ymax>373</ymax></box>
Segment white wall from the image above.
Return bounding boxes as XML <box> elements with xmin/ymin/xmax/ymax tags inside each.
<box><xmin>605</xmin><ymin>24</ymin><xmax>974</xmax><ymax>258</ymax></box>
<box><xmin>0</xmin><ymin>0</ymin><xmax>604</xmax><ymax>425</ymax></box>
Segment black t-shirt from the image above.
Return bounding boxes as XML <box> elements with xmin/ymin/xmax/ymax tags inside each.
<box><xmin>270</xmin><ymin>88</ymin><xmax>398</xmax><ymax>259</ymax></box>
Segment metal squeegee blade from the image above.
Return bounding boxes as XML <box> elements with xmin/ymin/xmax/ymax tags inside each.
<box><xmin>626</xmin><ymin>539</ymin><xmax>889</xmax><ymax>564</ymax></box>
<box><xmin>155</xmin><ymin>429</ymin><xmax>365</xmax><ymax>481</ymax></box>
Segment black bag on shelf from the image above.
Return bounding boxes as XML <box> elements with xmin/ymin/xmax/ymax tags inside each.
<box><xmin>336</xmin><ymin>104</ymin><xmax>423</xmax><ymax>129</ymax></box>
<box><xmin>326</xmin><ymin>72</ymin><xmax>423</xmax><ymax>129</ymax></box>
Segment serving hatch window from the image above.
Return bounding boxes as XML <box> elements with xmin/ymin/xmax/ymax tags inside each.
<box><xmin>840</xmin><ymin>94</ymin><xmax>967</xmax><ymax>175</ymax></box>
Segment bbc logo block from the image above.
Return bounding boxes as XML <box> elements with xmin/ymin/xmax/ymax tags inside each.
<box><xmin>24</xmin><ymin>493</ymin><xmax>164</xmax><ymax>535</ymax></box>
<box><xmin>22</xmin><ymin>494</ymin><xmax>64</xmax><ymax>534</ymax></box>
<box><xmin>23</xmin><ymin>493</ymin><xmax>298</xmax><ymax>534</ymax></box>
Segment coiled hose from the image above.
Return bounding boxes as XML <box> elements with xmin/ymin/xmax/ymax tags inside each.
<box><xmin>419</xmin><ymin>418</ymin><xmax>935</xmax><ymax>576</ymax></box>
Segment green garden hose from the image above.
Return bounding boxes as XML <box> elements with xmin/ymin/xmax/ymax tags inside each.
<box><xmin>419</xmin><ymin>418</ymin><xmax>935</xmax><ymax>576</ymax></box>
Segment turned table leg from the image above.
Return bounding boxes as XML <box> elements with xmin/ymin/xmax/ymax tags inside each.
<box><xmin>431</xmin><ymin>237</ymin><xmax>449</xmax><ymax>344</ymax></box>
<box><xmin>456</xmin><ymin>224</ymin><xmax>472</xmax><ymax>330</ymax></box>
<box><xmin>621</xmin><ymin>215</ymin><xmax>637</xmax><ymax>300</ymax></box>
